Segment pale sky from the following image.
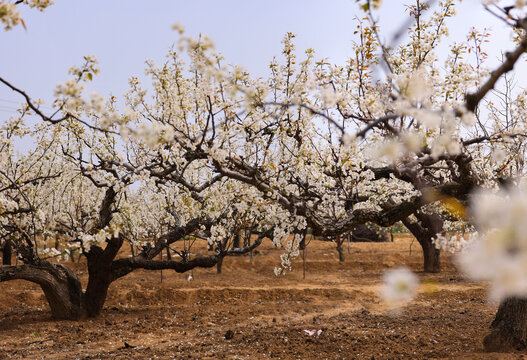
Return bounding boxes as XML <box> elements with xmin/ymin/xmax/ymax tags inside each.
<box><xmin>0</xmin><ymin>1</ymin><xmax>520</xmax><ymax>118</ymax></box>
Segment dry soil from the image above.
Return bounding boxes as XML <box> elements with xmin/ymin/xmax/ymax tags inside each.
<box><xmin>0</xmin><ymin>236</ymin><xmax>525</xmax><ymax>359</ymax></box>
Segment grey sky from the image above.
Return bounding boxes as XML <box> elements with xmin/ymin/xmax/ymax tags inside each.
<box><xmin>0</xmin><ymin>1</ymin><xmax>519</xmax><ymax>117</ymax></box>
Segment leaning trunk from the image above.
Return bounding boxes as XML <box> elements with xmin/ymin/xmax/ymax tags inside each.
<box><xmin>484</xmin><ymin>297</ymin><xmax>527</xmax><ymax>352</ymax></box>
<box><xmin>41</xmin><ymin>265</ymin><xmax>84</xmax><ymax>320</ymax></box>
<box><xmin>0</xmin><ymin>262</ymin><xmax>84</xmax><ymax>320</ymax></box>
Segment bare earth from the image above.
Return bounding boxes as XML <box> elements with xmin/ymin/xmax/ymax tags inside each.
<box><xmin>1</xmin><ymin>236</ymin><xmax>526</xmax><ymax>359</ymax></box>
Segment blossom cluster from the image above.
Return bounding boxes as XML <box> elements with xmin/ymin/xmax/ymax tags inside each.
<box><xmin>0</xmin><ymin>0</ymin><xmax>53</xmax><ymax>30</ymax></box>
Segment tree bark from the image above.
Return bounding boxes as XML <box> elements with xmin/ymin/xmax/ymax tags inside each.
<box><xmin>421</xmin><ymin>239</ymin><xmax>441</xmax><ymax>273</ymax></box>
<box><xmin>335</xmin><ymin>235</ymin><xmax>345</xmax><ymax>262</ymax></box>
<box><xmin>484</xmin><ymin>297</ymin><xmax>527</xmax><ymax>352</ymax></box>
<box><xmin>216</xmin><ymin>256</ymin><xmax>223</xmax><ymax>274</ymax></box>
<box><xmin>336</xmin><ymin>245</ymin><xmax>345</xmax><ymax>262</ymax></box>
<box><xmin>41</xmin><ymin>264</ymin><xmax>84</xmax><ymax>320</ymax></box>
<box><xmin>84</xmin><ymin>236</ymin><xmax>123</xmax><ymax>317</ymax></box>
<box><xmin>2</xmin><ymin>238</ymin><xmax>12</xmax><ymax>265</ymax></box>
<box><xmin>402</xmin><ymin>212</ymin><xmax>442</xmax><ymax>273</ymax></box>
<box><xmin>0</xmin><ymin>262</ymin><xmax>83</xmax><ymax>320</ymax></box>
<box><xmin>0</xmin><ymin>227</ymin><xmax>271</xmax><ymax>321</ymax></box>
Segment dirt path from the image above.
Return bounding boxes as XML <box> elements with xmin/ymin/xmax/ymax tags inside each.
<box><xmin>0</xmin><ymin>238</ymin><xmax>524</xmax><ymax>359</ymax></box>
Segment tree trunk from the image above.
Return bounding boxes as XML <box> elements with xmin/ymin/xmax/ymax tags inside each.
<box><xmin>402</xmin><ymin>213</ymin><xmax>442</xmax><ymax>273</ymax></box>
<box><xmin>334</xmin><ymin>235</ymin><xmax>345</xmax><ymax>262</ymax></box>
<box><xmin>216</xmin><ymin>256</ymin><xmax>223</xmax><ymax>274</ymax></box>
<box><xmin>0</xmin><ymin>262</ymin><xmax>84</xmax><ymax>320</ymax></box>
<box><xmin>484</xmin><ymin>297</ymin><xmax>527</xmax><ymax>352</ymax></box>
<box><xmin>421</xmin><ymin>238</ymin><xmax>441</xmax><ymax>273</ymax></box>
<box><xmin>336</xmin><ymin>245</ymin><xmax>344</xmax><ymax>262</ymax></box>
<box><xmin>41</xmin><ymin>264</ymin><xmax>84</xmax><ymax>320</ymax></box>
<box><xmin>84</xmin><ymin>236</ymin><xmax>123</xmax><ymax>317</ymax></box>
<box><xmin>2</xmin><ymin>238</ymin><xmax>12</xmax><ymax>265</ymax></box>
<box><xmin>84</xmin><ymin>267</ymin><xmax>113</xmax><ymax>317</ymax></box>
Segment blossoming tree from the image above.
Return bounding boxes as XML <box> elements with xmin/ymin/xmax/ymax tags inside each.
<box><xmin>4</xmin><ymin>0</ymin><xmax>527</xmax><ymax>352</ymax></box>
<box><xmin>140</xmin><ymin>0</ymin><xmax>527</xmax><ymax>350</ymax></box>
<box><xmin>0</xmin><ymin>57</ymin><xmax>279</xmax><ymax>319</ymax></box>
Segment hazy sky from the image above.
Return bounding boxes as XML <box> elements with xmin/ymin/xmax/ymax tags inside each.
<box><xmin>0</xmin><ymin>1</ymin><xmax>520</xmax><ymax>117</ymax></box>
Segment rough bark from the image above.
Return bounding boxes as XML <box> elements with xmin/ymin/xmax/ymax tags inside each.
<box><xmin>402</xmin><ymin>212</ymin><xmax>442</xmax><ymax>273</ymax></box>
<box><xmin>84</xmin><ymin>264</ymin><xmax>112</xmax><ymax>318</ymax></box>
<box><xmin>0</xmin><ymin>262</ymin><xmax>83</xmax><ymax>319</ymax></box>
<box><xmin>84</xmin><ymin>236</ymin><xmax>123</xmax><ymax>317</ymax></box>
<box><xmin>0</xmin><ymin>225</ymin><xmax>271</xmax><ymax>321</ymax></box>
<box><xmin>484</xmin><ymin>297</ymin><xmax>527</xmax><ymax>352</ymax></box>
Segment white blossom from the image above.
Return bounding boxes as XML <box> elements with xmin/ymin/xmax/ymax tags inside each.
<box><xmin>380</xmin><ymin>267</ymin><xmax>419</xmax><ymax>306</ymax></box>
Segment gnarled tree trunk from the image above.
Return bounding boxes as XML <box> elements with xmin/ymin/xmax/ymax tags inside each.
<box><xmin>84</xmin><ymin>236</ymin><xmax>123</xmax><ymax>317</ymax></box>
<box><xmin>84</xmin><ymin>267</ymin><xmax>113</xmax><ymax>318</ymax></box>
<box><xmin>402</xmin><ymin>211</ymin><xmax>443</xmax><ymax>273</ymax></box>
<box><xmin>0</xmin><ymin>262</ymin><xmax>84</xmax><ymax>319</ymax></box>
<box><xmin>484</xmin><ymin>297</ymin><xmax>527</xmax><ymax>352</ymax></box>
<box><xmin>0</xmin><ymin>220</ymin><xmax>271</xmax><ymax>321</ymax></box>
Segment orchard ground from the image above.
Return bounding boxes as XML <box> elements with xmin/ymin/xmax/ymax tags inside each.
<box><xmin>0</xmin><ymin>236</ymin><xmax>522</xmax><ymax>359</ymax></box>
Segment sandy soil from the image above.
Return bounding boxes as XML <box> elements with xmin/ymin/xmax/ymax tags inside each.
<box><xmin>0</xmin><ymin>236</ymin><xmax>525</xmax><ymax>359</ymax></box>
